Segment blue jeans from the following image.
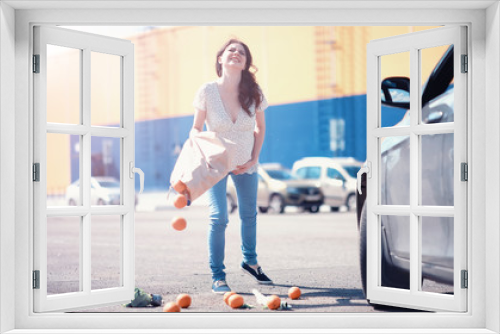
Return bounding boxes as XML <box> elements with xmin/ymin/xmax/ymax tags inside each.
<box><xmin>207</xmin><ymin>172</ymin><xmax>258</xmax><ymax>281</ymax></box>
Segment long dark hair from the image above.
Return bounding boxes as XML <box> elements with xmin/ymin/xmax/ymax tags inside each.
<box><xmin>215</xmin><ymin>39</ymin><xmax>263</xmax><ymax>116</ymax></box>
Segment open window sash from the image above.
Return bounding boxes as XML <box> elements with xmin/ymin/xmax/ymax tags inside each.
<box><xmin>365</xmin><ymin>26</ymin><xmax>467</xmax><ymax>312</ymax></box>
<box><xmin>33</xmin><ymin>26</ymin><xmax>136</xmax><ymax>312</ymax></box>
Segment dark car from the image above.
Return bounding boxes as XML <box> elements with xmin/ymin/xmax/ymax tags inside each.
<box><xmin>357</xmin><ymin>45</ymin><xmax>455</xmax><ymax>297</ymax></box>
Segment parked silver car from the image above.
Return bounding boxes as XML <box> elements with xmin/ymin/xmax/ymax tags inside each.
<box><xmin>357</xmin><ymin>45</ymin><xmax>455</xmax><ymax>298</ymax></box>
<box><xmin>292</xmin><ymin>157</ymin><xmax>362</xmax><ymax>212</ymax></box>
<box><xmin>227</xmin><ymin>163</ymin><xmax>324</xmax><ymax>214</ymax></box>
<box><xmin>66</xmin><ymin>177</ymin><xmax>137</xmax><ymax>206</ymax></box>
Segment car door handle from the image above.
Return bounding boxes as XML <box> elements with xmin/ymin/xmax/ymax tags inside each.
<box><xmin>129</xmin><ymin>161</ymin><xmax>145</xmax><ymax>194</ymax></box>
<box><xmin>357</xmin><ymin>161</ymin><xmax>371</xmax><ymax>195</ymax></box>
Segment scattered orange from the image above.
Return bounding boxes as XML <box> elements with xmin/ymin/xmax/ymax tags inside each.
<box><xmin>223</xmin><ymin>291</ymin><xmax>237</xmax><ymax>305</ymax></box>
<box><xmin>171</xmin><ymin>216</ymin><xmax>187</xmax><ymax>231</ymax></box>
<box><xmin>163</xmin><ymin>301</ymin><xmax>181</xmax><ymax>312</ymax></box>
<box><xmin>288</xmin><ymin>287</ymin><xmax>301</xmax><ymax>300</ymax></box>
<box><xmin>266</xmin><ymin>295</ymin><xmax>281</xmax><ymax>310</ymax></box>
<box><xmin>176</xmin><ymin>294</ymin><xmax>191</xmax><ymax>308</ymax></box>
<box><xmin>173</xmin><ymin>180</ymin><xmax>187</xmax><ymax>194</ymax></box>
<box><xmin>173</xmin><ymin>194</ymin><xmax>188</xmax><ymax>209</ymax></box>
<box><xmin>228</xmin><ymin>294</ymin><xmax>244</xmax><ymax>309</ymax></box>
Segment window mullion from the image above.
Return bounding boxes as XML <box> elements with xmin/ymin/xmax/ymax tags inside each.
<box><xmin>409</xmin><ymin>46</ymin><xmax>420</xmax><ymax>294</ymax></box>
<box><xmin>81</xmin><ymin>47</ymin><xmax>91</xmax><ymax>294</ymax></box>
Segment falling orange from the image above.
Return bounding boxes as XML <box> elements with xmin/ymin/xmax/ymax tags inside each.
<box><xmin>266</xmin><ymin>295</ymin><xmax>281</xmax><ymax>310</ymax></box>
<box><xmin>171</xmin><ymin>216</ymin><xmax>187</xmax><ymax>231</ymax></box>
<box><xmin>173</xmin><ymin>194</ymin><xmax>188</xmax><ymax>209</ymax></box>
<box><xmin>223</xmin><ymin>291</ymin><xmax>236</xmax><ymax>305</ymax></box>
<box><xmin>176</xmin><ymin>294</ymin><xmax>191</xmax><ymax>308</ymax></box>
<box><xmin>228</xmin><ymin>294</ymin><xmax>244</xmax><ymax>309</ymax></box>
<box><xmin>163</xmin><ymin>302</ymin><xmax>181</xmax><ymax>312</ymax></box>
<box><xmin>173</xmin><ymin>180</ymin><xmax>187</xmax><ymax>194</ymax></box>
<box><xmin>288</xmin><ymin>287</ymin><xmax>301</xmax><ymax>300</ymax></box>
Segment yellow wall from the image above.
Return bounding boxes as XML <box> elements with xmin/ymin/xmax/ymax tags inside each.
<box><xmin>127</xmin><ymin>25</ymin><xmax>442</xmax><ymax>122</ymax></box>
<box><xmin>47</xmin><ymin>25</ymin><xmax>443</xmax><ymax>125</ymax></box>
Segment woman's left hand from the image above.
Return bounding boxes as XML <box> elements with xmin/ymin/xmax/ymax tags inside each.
<box><xmin>232</xmin><ymin>159</ymin><xmax>257</xmax><ymax>175</ymax></box>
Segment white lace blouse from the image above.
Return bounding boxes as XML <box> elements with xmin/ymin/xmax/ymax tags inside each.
<box><xmin>192</xmin><ymin>81</ymin><xmax>268</xmax><ymax>174</ymax></box>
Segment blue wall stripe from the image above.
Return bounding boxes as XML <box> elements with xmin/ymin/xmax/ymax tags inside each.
<box><xmin>73</xmin><ymin>95</ymin><xmax>406</xmax><ymax>191</ymax></box>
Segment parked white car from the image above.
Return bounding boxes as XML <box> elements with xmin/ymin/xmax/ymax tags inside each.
<box><xmin>292</xmin><ymin>157</ymin><xmax>362</xmax><ymax>212</ymax></box>
<box><xmin>66</xmin><ymin>177</ymin><xmax>124</xmax><ymax>206</ymax></box>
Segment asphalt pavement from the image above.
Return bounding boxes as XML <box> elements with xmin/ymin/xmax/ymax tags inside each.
<box><xmin>71</xmin><ymin>203</ymin><xmax>385</xmax><ymax>313</ymax></box>
<box><xmin>46</xmin><ymin>194</ymin><xmax>451</xmax><ymax>314</ymax></box>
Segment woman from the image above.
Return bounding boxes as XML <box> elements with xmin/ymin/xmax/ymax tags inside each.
<box><xmin>191</xmin><ymin>39</ymin><xmax>273</xmax><ymax>294</ymax></box>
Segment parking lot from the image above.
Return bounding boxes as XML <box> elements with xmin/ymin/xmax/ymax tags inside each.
<box><xmin>45</xmin><ymin>193</ymin><xmax>450</xmax><ymax>313</ymax></box>
<box><xmin>66</xmin><ymin>203</ymin><xmax>382</xmax><ymax>313</ymax></box>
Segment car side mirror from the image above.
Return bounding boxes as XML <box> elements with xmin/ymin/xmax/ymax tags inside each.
<box><xmin>381</xmin><ymin>77</ymin><xmax>410</xmax><ymax>109</ymax></box>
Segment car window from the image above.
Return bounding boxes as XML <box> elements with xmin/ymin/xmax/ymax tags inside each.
<box><xmin>295</xmin><ymin>166</ymin><xmax>321</xmax><ymax>180</ymax></box>
<box><xmin>99</xmin><ymin>181</ymin><xmax>120</xmax><ymax>188</ymax></box>
<box><xmin>266</xmin><ymin>169</ymin><xmax>296</xmax><ymax>180</ymax></box>
<box><xmin>327</xmin><ymin>168</ymin><xmax>345</xmax><ymax>181</ymax></box>
<box><xmin>342</xmin><ymin>166</ymin><xmax>360</xmax><ymax>178</ymax></box>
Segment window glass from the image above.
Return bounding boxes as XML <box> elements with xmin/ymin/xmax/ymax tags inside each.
<box><xmin>380</xmin><ymin>51</ymin><xmax>410</xmax><ymax>128</ymax></box>
<box><xmin>342</xmin><ymin>166</ymin><xmax>361</xmax><ymax>178</ymax></box>
<box><xmin>295</xmin><ymin>166</ymin><xmax>321</xmax><ymax>179</ymax></box>
<box><xmin>327</xmin><ymin>168</ymin><xmax>344</xmax><ymax>181</ymax></box>
<box><xmin>47</xmin><ymin>45</ymin><xmax>81</xmax><ymax>124</ymax></box>
<box><xmin>421</xmin><ymin>45</ymin><xmax>453</xmax><ymax>124</ymax></box>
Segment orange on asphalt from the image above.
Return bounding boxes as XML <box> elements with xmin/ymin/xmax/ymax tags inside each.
<box><xmin>171</xmin><ymin>216</ymin><xmax>187</xmax><ymax>231</ymax></box>
<box><xmin>228</xmin><ymin>294</ymin><xmax>244</xmax><ymax>309</ymax></box>
<box><xmin>163</xmin><ymin>302</ymin><xmax>181</xmax><ymax>312</ymax></box>
<box><xmin>173</xmin><ymin>194</ymin><xmax>188</xmax><ymax>209</ymax></box>
<box><xmin>176</xmin><ymin>294</ymin><xmax>191</xmax><ymax>308</ymax></box>
<box><xmin>223</xmin><ymin>291</ymin><xmax>236</xmax><ymax>305</ymax></box>
<box><xmin>266</xmin><ymin>295</ymin><xmax>281</xmax><ymax>310</ymax></box>
<box><xmin>288</xmin><ymin>287</ymin><xmax>301</xmax><ymax>300</ymax></box>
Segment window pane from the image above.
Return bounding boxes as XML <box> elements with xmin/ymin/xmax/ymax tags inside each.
<box><xmin>47</xmin><ymin>216</ymin><xmax>81</xmax><ymax>295</ymax></box>
<box><xmin>91</xmin><ymin>52</ymin><xmax>121</xmax><ymax>127</ymax></box>
<box><xmin>380</xmin><ymin>51</ymin><xmax>410</xmax><ymax>128</ymax></box>
<box><xmin>92</xmin><ymin>215</ymin><xmax>122</xmax><ymax>290</ymax></box>
<box><xmin>421</xmin><ymin>133</ymin><xmax>454</xmax><ymax>206</ymax></box>
<box><xmin>47</xmin><ymin>45</ymin><xmax>81</xmax><ymax>124</ymax></box>
<box><xmin>380</xmin><ymin>136</ymin><xmax>410</xmax><ymax>205</ymax></box>
<box><xmin>296</xmin><ymin>166</ymin><xmax>321</xmax><ymax>179</ymax></box>
<box><xmin>91</xmin><ymin>137</ymin><xmax>121</xmax><ymax>205</ymax></box>
<box><xmin>380</xmin><ymin>215</ymin><xmax>410</xmax><ymax>290</ymax></box>
<box><xmin>47</xmin><ymin>133</ymin><xmax>80</xmax><ymax>206</ymax></box>
<box><xmin>421</xmin><ymin>45</ymin><xmax>454</xmax><ymax>124</ymax></box>
<box><xmin>327</xmin><ymin>168</ymin><xmax>344</xmax><ymax>181</ymax></box>
<box><xmin>421</xmin><ymin>216</ymin><xmax>454</xmax><ymax>294</ymax></box>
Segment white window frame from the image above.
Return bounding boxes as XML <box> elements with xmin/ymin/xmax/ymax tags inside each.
<box><xmin>0</xmin><ymin>2</ymin><xmax>498</xmax><ymax>333</ymax></box>
<box><xmin>33</xmin><ymin>25</ymin><xmax>136</xmax><ymax>312</ymax></box>
<box><xmin>366</xmin><ymin>26</ymin><xmax>468</xmax><ymax>312</ymax></box>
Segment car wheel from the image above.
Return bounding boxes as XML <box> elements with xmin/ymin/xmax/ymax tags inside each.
<box><xmin>308</xmin><ymin>206</ymin><xmax>320</xmax><ymax>213</ymax></box>
<box><xmin>359</xmin><ymin>202</ymin><xmax>410</xmax><ymax>301</ymax></box>
<box><xmin>268</xmin><ymin>194</ymin><xmax>285</xmax><ymax>214</ymax></box>
<box><xmin>346</xmin><ymin>193</ymin><xmax>356</xmax><ymax>211</ymax></box>
<box><xmin>226</xmin><ymin>194</ymin><xmax>237</xmax><ymax>214</ymax></box>
<box><xmin>330</xmin><ymin>206</ymin><xmax>340</xmax><ymax>212</ymax></box>
<box><xmin>258</xmin><ymin>207</ymin><xmax>269</xmax><ymax>213</ymax></box>
<box><xmin>68</xmin><ymin>199</ymin><xmax>76</xmax><ymax>206</ymax></box>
